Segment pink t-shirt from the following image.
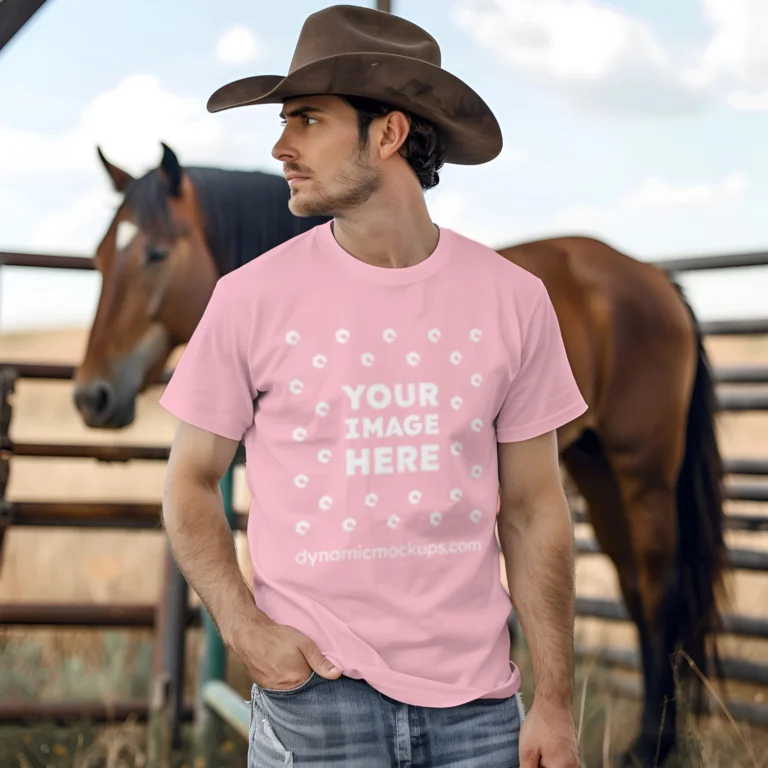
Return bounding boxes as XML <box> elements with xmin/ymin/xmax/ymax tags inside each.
<box><xmin>159</xmin><ymin>221</ymin><xmax>587</xmax><ymax>707</ymax></box>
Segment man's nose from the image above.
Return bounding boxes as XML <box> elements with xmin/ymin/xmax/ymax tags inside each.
<box><xmin>272</xmin><ymin>133</ymin><xmax>298</xmax><ymax>163</ymax></box>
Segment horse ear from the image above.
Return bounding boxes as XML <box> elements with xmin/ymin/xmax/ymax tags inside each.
<box><xmin>96</xmin><ymin>146</ymin><xmax>135</xmax><ymax>193</ymax></box>
<box><xmin>159</xmin><ymin>142</ymin><xmax>183</xmax><ymax>198</ymax></box>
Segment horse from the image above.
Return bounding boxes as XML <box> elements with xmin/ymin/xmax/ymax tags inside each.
<box><xmin>73</xmin><ymin>143</ymin><xmax>329</xmax><ymax>428</ymax></box>
<box><xmin>74</xmin><ymin>142</ymin><xmax>726</xmax><ymax>767</ymax></box>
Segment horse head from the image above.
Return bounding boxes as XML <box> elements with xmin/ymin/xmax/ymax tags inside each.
<box><xmin>73</xmin><ymin>143</ymin><xmax>220</xmax><ymax>428</ymax></box>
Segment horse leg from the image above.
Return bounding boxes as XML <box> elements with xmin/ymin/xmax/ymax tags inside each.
<box><xmin>562</xmin><ymin>431</ymin><xmax>678</xmax><ymax>766</ymax></box>
<box><xmin>607</xmin><ymin>302</ymin><xmax>726</xmax><ymax>767</ymax></box>
<box><xmin>610</xmin><ymin>475</ymin><xmax>679</xmax><ymax>766</ymax></box>
<box><xmin>560</xmin><ymin>432</ymin><xmax>657</xmax><ymax>755</ymax></box>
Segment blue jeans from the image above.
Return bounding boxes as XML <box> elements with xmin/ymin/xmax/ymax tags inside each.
<box><xmin>248</xmin><ymin>671</ymin><xmax>525</xmax><ymax>767</ymax></box>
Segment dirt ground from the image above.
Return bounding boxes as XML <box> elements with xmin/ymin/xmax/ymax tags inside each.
<box><xmin>1</xmin><ymin>326</ymin><xmax>767</xmax><ymax>765</ymax></box>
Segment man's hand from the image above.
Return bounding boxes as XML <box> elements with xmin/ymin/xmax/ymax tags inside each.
<box><xmin>230</xmin><ymin>617</ymin><xmax>342</xmax><ymax>691</ymax></box>
<box><xmin>519</xmin><ymin>702</ymin><xmax>580</xmax><ymax>767</ymax></box>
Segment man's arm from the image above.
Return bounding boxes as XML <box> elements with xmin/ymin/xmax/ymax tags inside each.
<box><xmin>497</xmin><ymin>429</ymin><xmax>579</xmax><ymax>766</ymax></box>
<box><xmin>162</xmin><ymin>421</ymin><xmax>267</xmax><ymax>647</ymax></box>
<box><xmin>162</xmin><ymin>421</ymin><xmax>341</xmax><ymax>688</ymax></box>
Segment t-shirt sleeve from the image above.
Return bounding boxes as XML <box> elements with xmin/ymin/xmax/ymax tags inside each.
<box><xmin>158</xmin><ymin>278</ymin><xmax>257</xmax><ymax>441</ymax></box>
<box><xmin>495</xmin><ymin>279</ymin><xmax>588</xmax><ymax>443</ymax></box>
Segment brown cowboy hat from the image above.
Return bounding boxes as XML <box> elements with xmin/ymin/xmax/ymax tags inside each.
<box><xmin>207</xmin><ymin>4</ymin><xmax>502</xmax><ymax>165</ymax></box>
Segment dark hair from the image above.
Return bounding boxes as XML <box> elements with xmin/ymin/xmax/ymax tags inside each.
<box><xmin>342</xmin><ymin>95</ymin><xmax>446</xmax><ymax>190</ymax></box>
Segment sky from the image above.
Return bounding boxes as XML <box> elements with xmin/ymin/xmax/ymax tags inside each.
<box><xmin>1</xmin><ymin>0</ymin><xmax>767</xmax><ymax>330</ymax></box>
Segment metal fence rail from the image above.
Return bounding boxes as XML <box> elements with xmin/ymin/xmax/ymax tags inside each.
<box><xmin>1</xmin><ymin>243</ymin><xmax>768</xmax><ymax>749</ymax></box>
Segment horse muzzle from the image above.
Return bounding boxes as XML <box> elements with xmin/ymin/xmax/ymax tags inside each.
<box><xmin>73</xmin><ymin>378</ymin><xmax>135</xmax><ymax>429</ymax></box>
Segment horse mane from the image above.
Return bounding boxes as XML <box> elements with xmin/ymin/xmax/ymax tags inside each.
<box><xmin>124</xmin><ymin>166</ymin><xmax>330</xmax><ymax>276</ymax></box>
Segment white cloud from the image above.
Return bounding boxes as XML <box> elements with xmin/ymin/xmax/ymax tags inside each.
<box><xmin>622</xmin><ymin>172</ymin><xmax>748</xmax><ymax>208</ymax></box>
<box><xmin>555</xmin><ymin>171</ymin><xmax>749</xmax><ymax>230</ymax></box>
<box><xmin>30</xmin><ymin>189</ymin><xmax>120</xmax><ymax>252</ymax></box>
<box><xmin>453</xmin><ymin>0</ymin><xmax>768</xmax><ymax>113</ymax></box>
<box><xmin>452</xmin><ymin>0</ymin><xmax>706</xmax><ymax>113</ymax></box>
<box><xmin>0</xmin><ymin>74</ymin><xmax>231</xmax><ymax>177</ymax></box>
<box><xmin>215</xmin><ymin>26</ymin><xmax>261</xmax><ymax>65</ymax></box>
<box><xmin>428</xmin><ymin>190</ymin><xmax>509</xmax><ymax>247</ymax></box>
<box><xmin>726</xmin><ymin>90</ymin><xmax>768</xmax><ymax>111</ymax></box>
<box><xmin>693</xmin><ymin>0</ymin><xmax>768</xmax><ymax>89</ymax></box>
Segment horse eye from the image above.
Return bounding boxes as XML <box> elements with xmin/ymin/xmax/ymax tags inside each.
<box><xmin>146</xmin><ymin>247</ymin><xmax>168</xmax><ymax>264</ymax></box>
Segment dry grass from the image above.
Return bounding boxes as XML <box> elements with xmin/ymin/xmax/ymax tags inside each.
<box><xmin>1</xmin><ymin>328</ymin><xmax>767</xmax><ymax>764</ymax></box>
<box><xmin>2</xmin><ymin>640</ymin><xmax>767</xmax><ymax>767</ymax></box>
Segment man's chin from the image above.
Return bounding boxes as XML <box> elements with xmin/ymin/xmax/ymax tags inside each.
<box><xmin>289</xmin><ymin>195</ymin><xmax>330</xmax><ymax>218</ymax></box>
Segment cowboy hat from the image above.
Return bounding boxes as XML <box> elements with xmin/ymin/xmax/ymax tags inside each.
<box><xmin>207</xmin><ymin>4</ymin><xmax>502</xmax><ymax>165</ymax></box>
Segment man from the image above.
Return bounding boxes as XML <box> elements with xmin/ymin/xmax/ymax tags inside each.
<box><xmin>160</xmin><ymin>5</ymin><xmax>587</xmax><ymax>767</ymax></box>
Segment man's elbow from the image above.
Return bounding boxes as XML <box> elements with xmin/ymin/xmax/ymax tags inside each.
<box><xmin>498</xmin><ymin>484</ymin><xmax>571</xmax><ymax>538</ymax></box>
<box><xmin>161</xmin><ymin>460</ymin><xmax>214</xmax><ymax>532</ymax></box>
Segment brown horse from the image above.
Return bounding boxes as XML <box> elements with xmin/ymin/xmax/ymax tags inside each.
<box><xmin>74</xmin><ymin>143</ymin><xmax>726</xmax><ymax>767</ymax></box>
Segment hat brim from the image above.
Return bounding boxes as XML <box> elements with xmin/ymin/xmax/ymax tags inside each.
<box><xmin>207</xmin><ymin>52</ymin><xmax>502</xmax><ymax>165</ymax></box>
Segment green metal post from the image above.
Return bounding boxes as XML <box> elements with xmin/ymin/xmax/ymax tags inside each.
<box><xmin>194</xmin><ymin>461</ymin><xmax>236</xmax><ymax>765</ymax></box>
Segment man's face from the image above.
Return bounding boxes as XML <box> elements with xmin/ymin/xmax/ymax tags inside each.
<box><xmin>272</xmin><ymin>95</ymin><xmax>382</xmax><ymax>217</ymax></box>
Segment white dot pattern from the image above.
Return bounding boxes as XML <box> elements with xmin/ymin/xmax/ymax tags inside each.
<box><xmin>283</xmin><ymin>323</ymin><xmax>496</xmax><ymax>542</ymax></box>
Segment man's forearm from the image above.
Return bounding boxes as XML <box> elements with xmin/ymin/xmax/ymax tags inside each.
<box><xmin>498</xmin><ymin>491</ymin><xmax>576</xmax><ymax>707</ymax></box>
<box><xmin>162</xmin><ymin>476</ymin><xmax>271</xmax><ymax>649</ymax></box>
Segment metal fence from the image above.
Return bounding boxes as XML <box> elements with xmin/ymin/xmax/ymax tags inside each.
<box><xmin>1</xmin><ymin>245</ymin><xmax>767</xmax><ymax>754</ymax></box>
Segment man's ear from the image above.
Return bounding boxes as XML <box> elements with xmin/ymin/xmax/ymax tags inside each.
<box><xmin>380</xmin><ymin>111</ymin><xmax>411</xmax><ymax>160</ymax></box>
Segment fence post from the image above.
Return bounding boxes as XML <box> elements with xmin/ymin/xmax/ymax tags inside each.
<box><xmin>194</xmin><ymin>461</ymin><xmax>236</xmax><ymax>766</ymax></box>
<box><xmin>147</xmin><ymin>545</ymin><xmax>189</xmax><ymax>767</ymax></box>
<box><xmin>0</xmin><ymin>367</ymin><xmax>16</xmax><ymax>576</ymax></box>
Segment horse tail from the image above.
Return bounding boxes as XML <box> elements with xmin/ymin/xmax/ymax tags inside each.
<box><xmin>672</xmin><ymin>281</ymin><xmax>728</xmax><ymax>707</ymax></box>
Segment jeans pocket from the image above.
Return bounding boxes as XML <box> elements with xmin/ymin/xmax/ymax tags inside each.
<box><xmin>514</xmin><ymin>691</ymin><xmax>526</xmax><ymax>723</ymax></box>
<box><xmin>249</xmin><ymin>700</ymin><xmax>294</xmax><ymax>767</ymax></box>
<box><xmin>257</xmin><ymin>671</ymin><xmax>317</xmax><ymax>696</ymax></box>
